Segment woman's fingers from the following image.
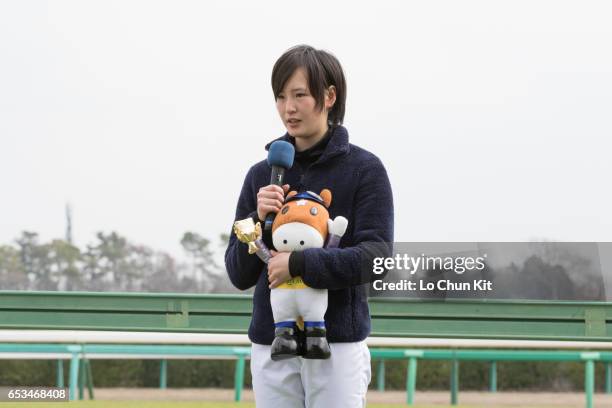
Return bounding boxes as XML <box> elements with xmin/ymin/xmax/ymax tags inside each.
<box><xmin>257</xmin><ymin>184</ymin><xmax>289</xmax><ymax>221</ymax></box>
<box><xmin>258</xmin><ymin>184</ymin><xmax>285</xmax><ymax>196</ymax></box>
<box><xmin>257</xmin><ymin>190</ymin><xmax>284</xmax><ymax>203</ymax></box>
<box><xmin>258</xmin><ymin>199</ymin><xmax>280</xmax><ymax>209</ymax></box>
<box><xmin>257</xmin><ymin>198</ymin><xmax>283</xmax><ymax>220</ymax></box>
<box><xmin>268</xmin><ymin>278</ymin><xmax>279</xmax><ymax>289</ymax></box>
<box><xmin>259</xmin><ymin>199</ymin><xmax>282</xmax><ymax>211</ymax></box>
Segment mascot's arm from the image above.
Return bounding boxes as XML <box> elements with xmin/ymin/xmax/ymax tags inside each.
<box><xmin>225</xmin><ymin>166</ymin><xmax>266</xmax><ymax>290</ymax></box>
<box><xmin>299</xmin><ymin>158</ymin><xmax>394</xmax><ymax>290</ymax></box>
<box><xmin>325</xmin><ymin>216</ymin><xmax>348</xmax><ymax>248</ymax></box>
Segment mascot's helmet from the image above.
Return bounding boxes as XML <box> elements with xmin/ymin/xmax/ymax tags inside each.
<box><xmin>272</xmin><ymin>189</ymin><xmax>332</xmax><ymax>240</ymax></box>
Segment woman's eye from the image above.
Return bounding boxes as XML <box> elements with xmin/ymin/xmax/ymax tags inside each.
<box><xmin>296</xmin><ymin>93</ymin><xmax>305</xmax><ymax>98</ymax></box>
<box><xmin>277</xmin><ymin>95</ymin><xmax>285</xmax><ymax>100</ymax></box>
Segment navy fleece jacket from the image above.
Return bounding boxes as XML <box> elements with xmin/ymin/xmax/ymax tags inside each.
<box><xmin>224</xmin><ymin>125</ymin><xmax>394</xmax><ymax>345</ymax></box>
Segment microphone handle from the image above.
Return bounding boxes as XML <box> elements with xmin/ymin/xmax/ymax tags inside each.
<box><xmin>264</xmin><ymin>213</ymin><xmax>275</xmax><ymax>233</ymax></box>
<box><xmin>264</xmin><ymin>166</ymin><xmax>286</xmax><ymax>233</ymax></box>
<box><xmin>269</xmin><ymin>166</ymin><xmax>285</xmax><ymax>186</ymax></box>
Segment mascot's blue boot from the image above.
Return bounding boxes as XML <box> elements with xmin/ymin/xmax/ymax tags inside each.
<box><xmin>303</xmin><ymin>323</ymin><xmax>331</xmax><ymax>359</ymax></box>
<box><xmin>271</xmin><ymin>322</ymin><xmax>299</xmax><ymax>361</ymax></box>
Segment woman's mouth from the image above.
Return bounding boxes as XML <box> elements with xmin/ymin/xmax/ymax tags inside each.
<box><xmin>287</xmin><ymin>119</ymin><xmax>301</xmax><ymax>128</ymax></box>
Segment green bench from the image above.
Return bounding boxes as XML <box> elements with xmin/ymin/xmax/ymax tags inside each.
<box><xmin>2</xmin><ymin>290</ymin><xmax>612</xmax><ymax>407</ymax></box>
<box><xmin>1</xmin><ymin>291</ymin><xmax>610</xmax><ymax>340</ymax></box>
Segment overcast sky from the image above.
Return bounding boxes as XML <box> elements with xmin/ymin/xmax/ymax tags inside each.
<box><xmin>1</xmin><ymin>0</ymin><xmax>611</xmax><ymax>261</ymax></box>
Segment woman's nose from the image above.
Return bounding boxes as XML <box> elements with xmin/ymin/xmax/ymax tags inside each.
<box><xmin>285</xmin><ymin>98</ymin><xmax>297</xmax><ymax>113</ymax></box>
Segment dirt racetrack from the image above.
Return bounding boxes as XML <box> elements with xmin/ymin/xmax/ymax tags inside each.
<box><xmin>92</xmin><ymin>388</ymin><xmax>612</xmax><ymax>407</ymax></box>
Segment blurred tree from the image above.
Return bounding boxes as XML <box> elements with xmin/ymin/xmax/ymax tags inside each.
<box><xmin>213</xmin><ymin>232</ymin><xmax>246</xmax><ymax>294</ymax></box>
<box><xmin>0</xmin><ymin>245</ymin><xmax>28</xmax><ymax>289</ymax></box>
<box><xmin>15</xmin><ymin>231</ymin><xmax>57</xmax><ymax>290</ymax></box>
<box><xmin>1</xmin><ymin>229</ymin><xmax>236</xmax><ymax>293</ymax></box>
<box><xmin>180</xmin><ymin>232</ymin><xmax>220</xmax><ymax>292</ymax></box>
<box><xmin>83</xmin><ymin>232</ymin><xmax>131</xmax><ymax>291</ymax></box>
<box><xmin>45</xmin><ymin>239</ymin><xmax>83</xmax><ymax>291</ymax></box>
<box><xmin>142</xmin><ymin>251</ymin><xmax>181</xmax><ymax>292</ymax></box>
<box><xmin>123</xmin><ymin>244</ymin><xmax>153</xmax><ymax>291</ymax></box>
<box><xmin>219</xmin><ymin>233</ymin><xmax>230</xmax><ymax>247</ymax></box>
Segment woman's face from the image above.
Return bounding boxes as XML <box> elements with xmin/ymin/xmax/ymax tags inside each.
<box><xmin>276</xmin><ymin>68</ymin><xmax>333</xmax><ymax>144</ymax></box>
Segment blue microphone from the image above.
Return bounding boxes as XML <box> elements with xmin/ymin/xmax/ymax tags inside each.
<box><xmin>265</xmin><ymin>141</ymin><xmax>295</xmax><ymax>232</ymax></box>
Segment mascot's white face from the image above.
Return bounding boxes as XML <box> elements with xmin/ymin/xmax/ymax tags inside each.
<box><xmin>273</xmin><ymin>222</ymin><xmax>325</xmax><ymax>252</ymax></box>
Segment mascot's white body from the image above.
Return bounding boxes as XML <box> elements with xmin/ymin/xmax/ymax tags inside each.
<box><xmin>269</xmin><ymin>189</ymin><xmax>347</xmax><ymax>360</ymax></box>
<box><xmin>271</xmin><ymin>221</ymin><xmax>328</xmax><ymax>325</ymax></box>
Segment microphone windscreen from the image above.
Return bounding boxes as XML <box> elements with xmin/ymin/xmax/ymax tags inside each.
<box><xmin>267</xmin><ymin>141</ymin><xmax>295</xmax><ymax>169</ymax></box>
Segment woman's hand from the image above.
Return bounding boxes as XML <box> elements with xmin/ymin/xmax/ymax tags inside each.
<box><xmin>268</xmin><ymin>250</ymin><xmax>292</xmax><ymax>289</ymax></box>
<box><xmin>257</xmin><ymin>184</ymin><xmax>290</xmax><ymax>222</ymax></box>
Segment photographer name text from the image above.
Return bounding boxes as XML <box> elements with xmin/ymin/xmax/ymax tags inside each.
<box><xmin>372</xmin><ymin>279</ymin><xmax>493</xmax><ymax>292</ymax></box>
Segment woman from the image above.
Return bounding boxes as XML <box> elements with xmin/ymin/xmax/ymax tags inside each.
<box><xmin>225</xmin><ymin>44</ymin><xmax>394</xmax><ymax>407</ymax></box>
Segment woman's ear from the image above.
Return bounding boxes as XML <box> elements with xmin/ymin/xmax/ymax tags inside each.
<box><xmin>325</xmin><ymin>86</ymin><xmax>336</xmax><ymax>110</ymax></box>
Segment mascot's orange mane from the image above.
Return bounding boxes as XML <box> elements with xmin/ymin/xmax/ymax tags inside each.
<box><xmin>272</xmin><ymin>189</ymin><xmax>332</xmax><ymax>239</ymax></box>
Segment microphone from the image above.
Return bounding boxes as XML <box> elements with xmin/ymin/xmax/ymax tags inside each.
<box><xmin>264</xmin><ymin>141</ymin><xmax>295</xmax><ymax>233</ymax></box>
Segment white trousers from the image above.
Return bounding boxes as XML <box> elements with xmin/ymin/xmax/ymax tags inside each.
<box><xmin>250</xmin><ymin>341</ymin><xmax>371</xmax><ymax>408</ymax></box>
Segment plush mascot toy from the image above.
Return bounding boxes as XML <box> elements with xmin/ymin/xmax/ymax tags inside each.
<box><xmin>269</xmin><ymin>189</ymin><xmax>348</xmax><ymax>361</ymax></box>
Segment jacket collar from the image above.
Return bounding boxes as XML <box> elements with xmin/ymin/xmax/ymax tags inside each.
<box><xmin>265</xmin><ymin>125</ymin><xmax>350</xmax><ymax>164</ymax></box>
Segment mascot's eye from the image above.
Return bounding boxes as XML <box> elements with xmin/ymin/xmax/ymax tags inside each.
<box><xmin>281</xmin><ymin>206</ymin><xmax>289</xmax><ymax>214</ymax></box>
<box><xmin>310</xmin><ymin>207</ymin><xmax>318</xmax><ymax>215</ymax></box>
<box><xmin>300</xmin><ymin>240</ymin><xmax>305</xmax><ymax>245</ymax></box>
<box><xmin>283</xmin><ymin>240</ymin><xmax>287</xmax><ymax>244</ymax></box>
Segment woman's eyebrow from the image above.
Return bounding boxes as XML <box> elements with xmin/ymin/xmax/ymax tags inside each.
<box><xmin>290</xmin><ymin>87</ymin><xmax>307</xmax><ymax>92</ymax></box>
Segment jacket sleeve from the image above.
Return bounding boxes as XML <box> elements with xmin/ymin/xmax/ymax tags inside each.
<box><xmin>224</xmin><ymin>166</ymin><xmax>265</xmax><ymax>290</ymax></box>
<box><xmin>300</xmin><ymin>158</ymin><xmax>394</xmax><ymax>290</ymax></box>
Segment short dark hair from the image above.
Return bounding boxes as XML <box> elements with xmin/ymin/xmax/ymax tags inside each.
<box><xmin>271</xmin><ymin>45</ymin><xmax>347</xmax><ymax>126</ymax></box>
